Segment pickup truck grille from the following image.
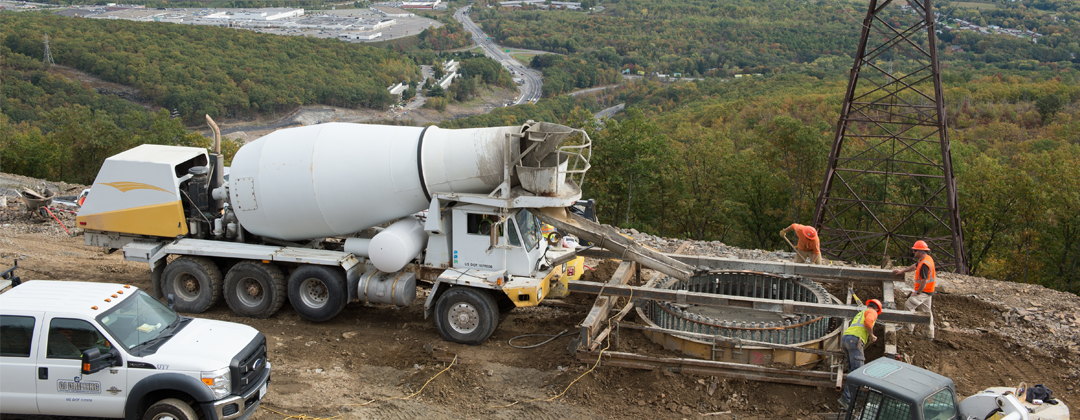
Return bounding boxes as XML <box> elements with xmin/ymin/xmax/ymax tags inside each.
<box><xmin>230</xmin><ymin>333</ymin><xmax>268</xmax><ymax>395</ymax></box>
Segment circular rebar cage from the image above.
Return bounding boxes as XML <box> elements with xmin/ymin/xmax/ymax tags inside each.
<box><xmin>640</xmin><ymin>271</ymin><xmax>837</xmax><ymax>347</ymax></box>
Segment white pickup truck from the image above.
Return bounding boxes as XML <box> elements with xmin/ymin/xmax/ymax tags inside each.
<box><xmin>0</xmin><ymin>280</ymin><xmax>271</xmax><ymax>420</ymax></box>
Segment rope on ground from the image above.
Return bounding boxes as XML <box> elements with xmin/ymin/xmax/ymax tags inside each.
<box><xmin>508</xmin><ymin>329</ymin><xmax>574</xmax><ymax>349</ymax></box>
<box><xmin>341</xmin><ymin>354</ymin><xmax>458</xmax><ymax>408</ymax></box>
<box><xmin>260</xmin><ymin>406</ymin><xmax>342</xmax><ymax>420</ymax></box>
<box><xmin>489</xmin><ymin>284</ymin><xmax>634</xmax><ymax>408</ymax></box>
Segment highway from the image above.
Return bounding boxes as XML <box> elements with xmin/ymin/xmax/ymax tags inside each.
<box><xmin>454</xmin><ymin>5</ymin><xmax>543</xmax><ymax>105</ymax></box>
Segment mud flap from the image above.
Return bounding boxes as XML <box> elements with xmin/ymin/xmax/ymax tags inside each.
<box><xmin>148</xmin><ymin>247</ymin><xmax>170</xmax><ymax>298</ymax></box>
<box><xmin>424</xmin><ymin>279</ymin><xmax>447</xmax><ymax>319</ymax></box>
<box><xmin>150</xmin><ymin>259</ymin><xmax>165</xmax><ymax>298</ymax></box>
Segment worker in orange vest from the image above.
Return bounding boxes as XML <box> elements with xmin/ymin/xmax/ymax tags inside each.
<box><xmin>839</xmin><ymin>299</ymin><xmax>882</xmax><ymax>407</ymax></box>
<box><xmin>892</xmin><ymin>240</ymin><xmax>936</xmax><ymax>340</ymax></box>
<box><xmin>780</xmin><ymin>223</ymin><xmax>821</xmax><ymax>264</ymax></box>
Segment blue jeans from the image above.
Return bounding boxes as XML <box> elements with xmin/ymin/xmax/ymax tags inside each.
<box><xmin>841</xmin><ymin>334</ymin><xmax>865</xmax><ymax>402</ymax></box>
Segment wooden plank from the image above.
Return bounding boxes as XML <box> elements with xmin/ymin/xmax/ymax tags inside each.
<box><xmin>578</xmin><ymin>261</ymin><xmax>636</xmax><ymax>350</ymax></box>
<box><xmin>576</xmin><ymin>249</ymin><xmax>901</xmax><ymax>285</ymax></box>
<box><xmin>576</xmin><ymin>350</ymin><xmax>834</xmax><ymax>387</ymax></box>
<box><xmin>588</xmin><ymin>241</ymin><xmax>692</xmax><ymax>351</ymax></box>
<box><xmin>882</xmin><ymin>280</ymin><xmax>898</xmax><ymax>357</ymax></box>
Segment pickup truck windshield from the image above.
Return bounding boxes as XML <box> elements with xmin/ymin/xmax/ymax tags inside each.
<box><xmin>98</xmin><ymin>290</ymin><xmax>180</xmax><ymax>350</ymax></box>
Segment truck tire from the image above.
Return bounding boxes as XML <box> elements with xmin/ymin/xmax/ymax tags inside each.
<box><xmin>288</xmin><ymin>265</ymin><xmax>347</xmax><ymax>322</ymax></box>
<box><xmin>224</xmin><ymin>261</ymin><xmax>286</xmax><ymax>319</ymax></box>
<box><xmin>434</xmin><ymin>287</ymin><xmax>499</xmax><ymax>345</ymax></box>
<box><xmin>162</xmin><ymin>256</ymin><xmax>223</xmax><ymax>313</ymax></box>
<box><xmin>142</xmin><ymin>398</ymin><xmax>197</xmax><ymax>420</ymax></box>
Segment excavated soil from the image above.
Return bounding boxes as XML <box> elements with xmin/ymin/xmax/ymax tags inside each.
<box><xmin>1</xmin><ymin>176</ymin><xmax>1077</xmax><ymax>420</ymax></box>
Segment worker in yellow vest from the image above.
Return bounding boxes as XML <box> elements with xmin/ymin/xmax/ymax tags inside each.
<box><xmin>839</xmin><ymin>299</ymin><xmax>882</xmax><ymax>407</ymax></box>
<box><xmin>893</xmin><ymin>240</ymin><xmax>936</xmax><ymax>340</ymax></box>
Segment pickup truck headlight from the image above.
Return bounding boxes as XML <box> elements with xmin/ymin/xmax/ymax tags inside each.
<box><xmin>201</xmin><ymin>367</ymin><xmax>231</xmax><ymax>399</ymax></box>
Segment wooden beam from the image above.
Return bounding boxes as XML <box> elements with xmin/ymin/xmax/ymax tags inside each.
<box><xmin>578</xmin><ymin>261</ymin><xmax>636</xmax><ymax>350</ymax></box>
<box><xmin>576</xmin><ymin>249</ymin><xmax>902</xmax><ymax>285</ymax></box>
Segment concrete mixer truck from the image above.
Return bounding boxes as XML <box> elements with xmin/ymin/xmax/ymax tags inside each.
<box><xmin>75</xmin><ymin>121</ymin><xmax>591</xmax><ymax>345</ymax></box>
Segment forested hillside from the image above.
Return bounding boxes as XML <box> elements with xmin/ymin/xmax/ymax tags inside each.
<box><xmin>572</xmin><ymin>73</ymin><xmax>1077</xmax><ymax>295</ymax></box>
<box><xmin>475</xmin><ymin>0</ymin><xmax>1080</xmax><ymax>95</ymax></box>
<box><xmin>1</xmin><ymin>46</ymin><xmax>231</xmax><ymax>185</ymax></box>
<box><xmin>2</xmin><ymin>12</ymin><xmax>417</xmax><ymax>123</ymax></box>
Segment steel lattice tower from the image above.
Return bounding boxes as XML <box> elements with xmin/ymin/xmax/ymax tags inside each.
<box><xmin>43</xmin><ymin>33</ymin><xmax>55</xmax><ymax>66</ymax></box>
<box><xmin>812</xmin><ymin>0</ymin><xmax>967</xmax><ymax>273</ymax></box>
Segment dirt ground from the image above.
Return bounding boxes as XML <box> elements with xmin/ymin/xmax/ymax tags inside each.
<box><xmin>1</xmin><ymin>180</ymin><xmax>1078</xmax><ymax>420</ymax></box>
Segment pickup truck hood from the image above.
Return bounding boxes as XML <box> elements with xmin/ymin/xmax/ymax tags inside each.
<box><xmin>134</xmin><ymin>318</ymin><xmax>260</xmax><ymax>372</ymax></box>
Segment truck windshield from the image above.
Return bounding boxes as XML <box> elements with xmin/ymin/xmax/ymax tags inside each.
<box><xmin>97</xmin><ymin>290</ymin><xmax>180</xmax><ymax>350</ymax></box>
<box><xmin>515</xmin><ymin>210</ymin><xmax>541</xmax><ymax>251</ymax></box>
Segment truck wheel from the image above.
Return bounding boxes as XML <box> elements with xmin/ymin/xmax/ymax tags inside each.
<box><xmin>434</xmin><ymin>287</ymin><xmax>499</xmax><ymax>345</ymax></box>
<box><xmin>142</xmin><ymin>398</ymin><xmax>197</xmax><ymax>420</ymax></box>
<box><xmin>288</xmin><ymin>265</ymin><xmax>347</xmax><ymax>322</ymax></box>
<box><xmin>162</xmin><ymin>256</ymin><xmax>223</xmax><ymax>313</ymax></box>
<box><xmin>224</xmin><ymin>261</ymin><xmax>286</xmax><ymax>319</ymax></box>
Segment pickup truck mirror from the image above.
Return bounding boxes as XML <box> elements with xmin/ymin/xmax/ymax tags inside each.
<box><xmin>167</xmin><ymin>294</ymin><xmax>175</xmax><ymax>311</ymax></box>
<box><xmin>81</xmin><ymin>347</ymin><xmax>118</xmax><ymax>375</ymax></box>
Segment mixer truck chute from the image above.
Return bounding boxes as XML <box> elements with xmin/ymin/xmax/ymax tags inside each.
<box><xmin>77</xmin><ymin>120</ymin><xmax>592</xmax><ymax>345</ymax></box>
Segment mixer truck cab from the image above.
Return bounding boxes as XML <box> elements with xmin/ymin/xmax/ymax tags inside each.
<box><xmin>77</xmin><ymin>121</ymin><xmax>592</xmax><ymax>345</ymax></box>
<box><xmin>0</xmin><ymin>281</ymin><xmax>270</xmax><ymax>420</ymax></box>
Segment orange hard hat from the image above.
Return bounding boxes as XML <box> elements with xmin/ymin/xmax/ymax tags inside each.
<box><xmin>866</xmin><ymin>299</ymin><xmax>883</xmax><ymax>314</ymax></box>
<box><xmin>912</xmin><ymin>240</ymin><xmax>930</xmax><ymax>251</ymax></box>
<box><xmin>803</xmin><ymin>226</ymin><xmax>817</xmax><ymax>239</ymax></box>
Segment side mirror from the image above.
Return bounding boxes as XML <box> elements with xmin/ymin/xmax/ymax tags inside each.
<box><xmin>81</xmin><ymin>347</ymin><xmax>118</xmax><ymax>375</ymax></box>
<box><xmin>167</xmin><ymin>294</ymin><xmax>175</xmax><ymax>311</ymax></box>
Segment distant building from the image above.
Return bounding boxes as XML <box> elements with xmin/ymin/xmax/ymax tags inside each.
<box><xmin>231</xmin><ymin>8</ymin><xmax>304</xmax><ymax>21</ymax></box>
<box><xmin>371</xmin><ymin>6</ymin><xmax>414</xmax><ymax>17</ymax></box>
<box><xmin>343</xmin><ymin>32</ymin><xmax>382</xmax><ymax>40</ymax></box>
<box><xmin>401</xmin><ymin>0</ymin><xmax>440</xmax><ymax>9</ymax></box>
<box><xmin>387</xmin><ymin>82</ymin><xmax>407</xmax><ymax>100</ymax></box>
<box><xmin>498</xmin><ymin>0</ymin><xmax>581</xmax><ymax>10</ymax></box>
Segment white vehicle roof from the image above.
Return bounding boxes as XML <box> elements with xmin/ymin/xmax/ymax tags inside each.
<box><xmin>0</xmin><ymin>280</ymin><xmax>139</xmax><ymax>314</ymax></box>
<box><xmin>108</xmin><ymin>144</ymin><xmax>206</xmax><ymax>165</ymax></box>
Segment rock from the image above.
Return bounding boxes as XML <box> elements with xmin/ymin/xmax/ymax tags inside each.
<box><xmin>680</xmin><ymin>406</ymin><xmax>693</xmax><ymax>415</ymax></box>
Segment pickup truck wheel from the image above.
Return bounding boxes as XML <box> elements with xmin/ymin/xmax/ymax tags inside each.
<box><xmin>142</xmin><ymin>398</ymin><xmax>197</xmax><ymax>420</ymax></box>
<box><xmin>225</xmin><ymin>261</ymin><xmax>286</xmax><ymax>319</ymax></box>
<box><xmin>288</xmin><ymin>265</ymin><xmax>347</xmax><ymax>322</ymax></box>
<box><xmin>434</xmin><ymin>287</ymin><xmax>499</xmax><ymax>345</ymax></box>
<box><xmin>162</xmin><ymin>256</ymin><xmax>223</xmax><ymax>313</ymax></box>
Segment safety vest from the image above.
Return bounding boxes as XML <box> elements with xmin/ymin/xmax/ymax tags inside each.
<box><xmin>843</xmin><ymin>309</ymin><xmax>876</xmax><ymax>343</ymax></box>
<box><xmin>915</xmin><ymin>255</ymin><xmax>936</xmax><ymax>294</ymax></box>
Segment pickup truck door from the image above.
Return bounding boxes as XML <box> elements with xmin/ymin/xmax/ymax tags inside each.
<box><xmin>35</xmin><ymin>315</ymin><xmax>127</xmax><ymax>418</ymax></box>
<box><xmin>0</xmin><ymin>312</ymin><xmax>44</xmax><ymax>415</ymax></box>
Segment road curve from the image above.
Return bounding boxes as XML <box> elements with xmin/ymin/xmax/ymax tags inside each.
<box><xmin>454</xmin><ymin>5</ymin><xmax>542</xmax><ymax>105</ymax></box>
